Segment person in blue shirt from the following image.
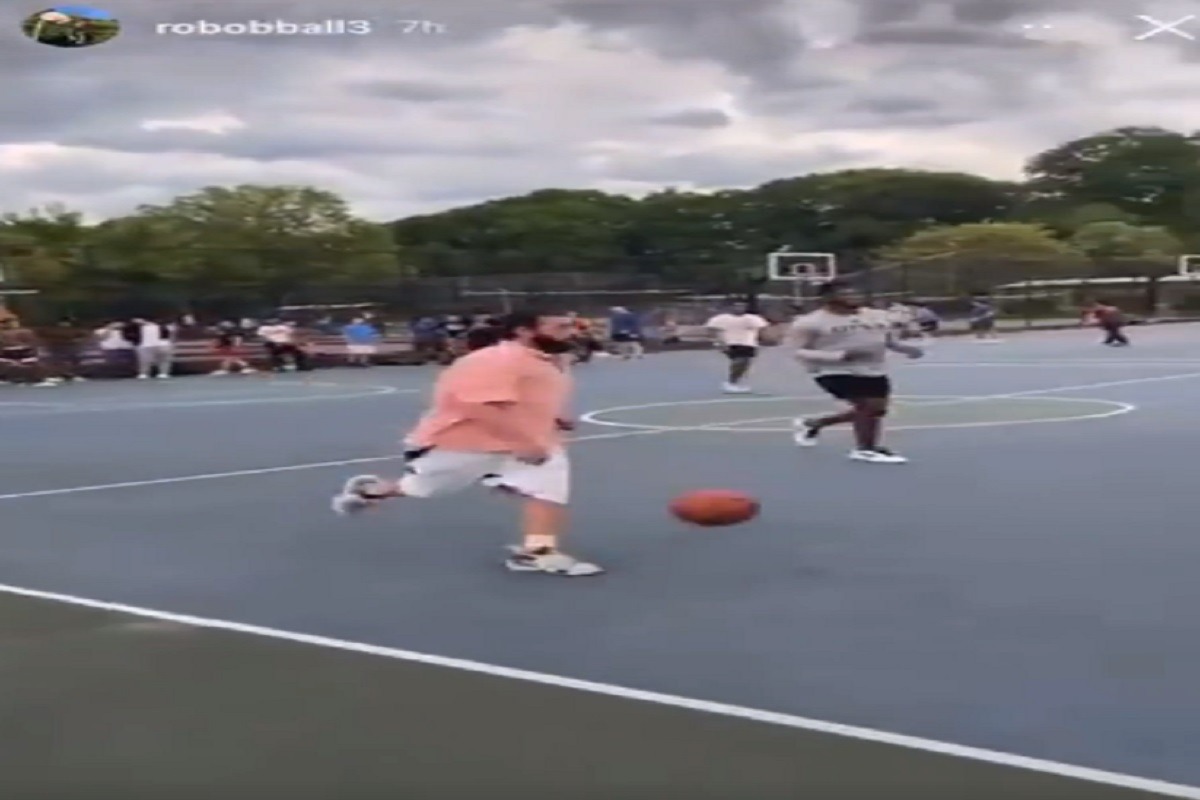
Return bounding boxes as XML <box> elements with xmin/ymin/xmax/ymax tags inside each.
<box><xmin>608</xmin><ymin>306</ymin><xmax>644</xmax><ymax>359</ymax></box>
<box><xmin>967</xmin><ymin>295</ymin><xmax>1000</xmax><ymax>343</ymax></box>
<box><xmin>912</xmin><ymin>304</ymin><xmax>941</xmax><ymax>340</ymax></box>
<box><xmin>409</xmin><ymin>315</ymin><xmax>446</xmax><ymax>364</ymax></box>
<box><xmin>342</xmin><ymin>317</ymin><xmax>381</xmax><ymax>366</ymax></box>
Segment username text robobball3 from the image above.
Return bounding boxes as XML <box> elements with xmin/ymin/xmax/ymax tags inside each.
<box><xmin>155</xmin><ymin>19</ymin><xmax>388</xmax><ymax>36</ymax></box>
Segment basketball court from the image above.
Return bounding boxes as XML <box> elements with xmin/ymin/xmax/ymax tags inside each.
<box><xmin>0</xmin><ymin>310</ymin><xmax>1199</xmax><ymax>797</ymax></box>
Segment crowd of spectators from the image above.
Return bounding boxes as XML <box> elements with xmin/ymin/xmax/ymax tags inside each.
<box><xmin>0</xmin><ymin>307</ymin><xmax>667</xmax><ymax>386</ymax></box>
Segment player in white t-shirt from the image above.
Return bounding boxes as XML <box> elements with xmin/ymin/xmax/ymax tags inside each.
<box><xmin>704</xmin><ymin>302</ymin><xmax>770</xmax><ymax>393</ymax></box>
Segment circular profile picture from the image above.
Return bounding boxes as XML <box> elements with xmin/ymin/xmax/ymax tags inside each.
<box><xmin>22</xmin><ymin>5</ymin><xmax>119</xmax><ymax>47</ymax></box>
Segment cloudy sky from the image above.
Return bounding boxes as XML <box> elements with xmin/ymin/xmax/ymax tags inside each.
<box><xmin>2</xmin><ymin>0</ymin><xmax>1198</xmax><ymax>222</ymax></box>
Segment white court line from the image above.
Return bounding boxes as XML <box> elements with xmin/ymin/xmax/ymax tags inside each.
<box><xmin>0</xmin><ymin>378</ymin><xmax>1198</xmax><ymax>794</ymax></box>
<box><xmin>2</xmin><ymin>370</ymin><xmax>1198</xmax><ymax>503</ymax></box>
<box><xmin>0</xmin><ymin>417</ymin><xmax>791</xmax><ymax>502</ymax></box>
<box><xmin>0</xmin><ymin>582</ymin><xmax>1194</xmax><ymax>797</ymax></box>
<box><xmin>579</xmin><ymin>370</ymin><xmax>1200</xmax><ymax>433</ymax></box>
<box><xmin>580</xmin><ymin>396</ymin><xmax>1134</xmax><ymax>434</ymax></box>
<box><xmin>0</xmin><ymin>383</ymin><xmax>410</xmax><ymax>414</ymax></box>
<box><xmin>909</xmin><ymin>370</ymin><xmax>1200</xmax><ymax>404</ymax></box>
<box><xmin>914</xmin><ymin>361</ymin><xmax>1200</xmax><ymax>368</ymax></box>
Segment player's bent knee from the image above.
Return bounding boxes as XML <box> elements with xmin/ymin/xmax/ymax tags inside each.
<box><xmin>852</xmin><ymin>400</ymin><xmax>887</xmax><ymax>417</ymax></box>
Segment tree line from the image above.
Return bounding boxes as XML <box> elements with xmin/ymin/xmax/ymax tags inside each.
<box><xmin>2</xmin><ymin>126</ymin><xmax>1196</xmax><ymax>314</ymax></box>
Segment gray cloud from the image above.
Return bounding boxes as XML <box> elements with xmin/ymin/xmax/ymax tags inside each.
<box><xmin>344</xmin><ymin>79</ymin><xmax>495</xmax><ymax>103</ymax></box>
<box><xmin>0</xmin><ymin>0</ymin><xmax>1194</xmax><ymax>222</ymax></box>
<box><xmin>600</xmin><ymin>145</ymin><xmax>880</xmax><ymax>186</ymax></box>
<box><xmin>649</xmin><ymin>109</ymin><xmax>732</xmax><ymax>128</ymax></box>
<box><xmin>855</xmin><ymin>24</ymin><xmax>1037</xmax><ymax>48</ymax></box>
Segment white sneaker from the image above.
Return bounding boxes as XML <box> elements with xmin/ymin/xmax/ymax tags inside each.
<box><xmin>722</xmin><ymin>382</ymin><xmax>750</xmax><ymax>394</ymax></box>
<box><xmin>849</xmin><ymin>448</ymin><xmax>908</xmax><ymax>464</ymax></box>
<box><xmin>137</xmin><ymin>374</ymin><xmax>149</xmax><ymax>380</ymax></box>
<box><xmin>504</xmin><ymin>545</ymin><xmax>604</xmax><ymax>576</ymax></box>
<box><xmin>793</xmin><ymin>418</ymin><xmax>820</xmax><ymax>447</ymax></box>
<box><xmin>32</xmin><ymin>380</ymin><xmax>58</xmax><ymax>388</ymax></box>
<box><xmin>331</xmin><ymin>474</ymin><xmax>390</xmax><ymax>516</ymax></box>
<box><xmin>211</xmin><ymin>370</ymin><xmax>229</xmax><ymax>376</ymax></box>
<box><xmin>157</xmin><ymin>373</ymin><xmax>171</xmax><ymax>379</ymax></box>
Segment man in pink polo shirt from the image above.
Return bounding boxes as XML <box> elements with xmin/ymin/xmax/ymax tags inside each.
<box><xmin>331</xmin><ymin>311</ymin><xmax>602</xmax><ymax>576</ymax></box>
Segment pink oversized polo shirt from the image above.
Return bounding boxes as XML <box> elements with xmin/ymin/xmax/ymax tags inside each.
<box><xmin>407</xmin><ymin>341</ymin><xmax>570</xmax><ymax>452</ymax></box>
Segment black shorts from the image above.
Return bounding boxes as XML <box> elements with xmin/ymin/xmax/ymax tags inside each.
<box><xmin>724</xmin><ymin>345</ymin><xmax>757</xmax><ymax>360</ymax></box>
<box><xmin>816</xmin><ymin>374</ymin><xmax>891</xmax><ymax>401</ymax></box>
<box><xmin>919</xmin><ymin>321</ymin><xmax>939</xmax><ymax>333</ymax></box>
<box><xmin>0</xmin><ymin>348</ymin><xmax>36</xmax><ymax>363</ymax></box>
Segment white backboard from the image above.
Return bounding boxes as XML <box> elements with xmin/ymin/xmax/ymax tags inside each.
<box><xmin>767</xmin><ymin>251</ymin><xmax>837</xmax><ymax>282</ymax></box>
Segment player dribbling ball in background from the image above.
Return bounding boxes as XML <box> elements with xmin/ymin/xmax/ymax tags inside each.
<box><xmin>1083</xmin><ymin>300</ymin><xmax>1130</xmax><ymax>347</ymax></box>
<box><xmin>787</xmin><ymin>281</ymin><xmax>923</xmax><ymax>464</ymax></box>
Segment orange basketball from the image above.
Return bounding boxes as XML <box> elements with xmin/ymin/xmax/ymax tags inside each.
<box><xmin>670</xmin><ymin>489</ymin><xmax>760</xmax><ymax>527</ymax></box>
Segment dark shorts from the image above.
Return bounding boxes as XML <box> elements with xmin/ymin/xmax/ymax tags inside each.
<box><xmin>816</xmin><ymin>374</ymin><xmax>891</xmax><ymax>401</ymax></box>
<box><xmin>611</xmin><ymin>332</ymin><xmax>639</xmax><ymax>343</ymax></box>
<box><xmin>0</xmin><ymin>348</ymin><xmax>37</xmax><ymax>363</ymax></box>
<box><xmin>969</xmin><ymin>318</ymin><xmax>995</xmax><ymax>332</ymax></box>
<box><xmin>724</xmin><ymin>345</ymin><xmax>757</xmax><ymax>360</ymax></box>
<box><xmin>919</xmin><ymin>321</ymin><xmax>939</xmax><ymax>333</ymax></box>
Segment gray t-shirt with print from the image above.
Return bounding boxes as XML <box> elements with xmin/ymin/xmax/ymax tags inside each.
<box><xmin>788</xmin><ymin>308</ymin><xmax>894</xmax><ymax>376</ymax></box>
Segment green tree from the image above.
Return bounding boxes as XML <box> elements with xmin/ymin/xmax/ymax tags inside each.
<box><xmin>101</xmin><ymin>185</ymin><xmax>405</xmax><ymax>304</ymax></box>
<box><xmin>393</xmin><ymin>189</ymin><xmax>636</xmax><ymax>275</ymax></box>
<box><xmin>0</xmin><ymin>204</ymin><xmax>91</xmax><ymax>289</ymax></box>
<box><xmin>879</xmin><ymin>222</ymin><xmax>1085</xmax><ymax>294</ymax></box>
<box><xmin>756</xmin><ymin>169</ymin><xmax>1020</xmax><ymax>252</ymax></box>
<box><xmin>622</xmin><ymin>189</ymin><xmax>757</xmax><ymax>284</ymax></box>
<box><xmin>1069</xmin><ymin>221</ymin><xmax>1181</xmax><ymax>274</ymax></box>
<box><xmin>1025</xmin><ymin>127</ymin><xmax>1200</xmax><ymax>240</ymax></box>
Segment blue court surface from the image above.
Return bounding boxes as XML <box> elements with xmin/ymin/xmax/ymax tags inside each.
<box><xmin>1</xmin><ymin>324</ymin><xmax>1199</xmax><ymax>798</ymax></box>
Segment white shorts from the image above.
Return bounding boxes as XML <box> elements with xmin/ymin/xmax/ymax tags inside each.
<box><xmin>399</xmin><ymin>448</ymin><xmax>569</xmax><ymax>505</ymax></box>
<box><xmin>347</xmin><ymin>344</ymin><xmax>377</xmax><ymax>356</ymax></box>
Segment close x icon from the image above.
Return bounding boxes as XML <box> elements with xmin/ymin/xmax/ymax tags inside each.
<box><xmin>1135</xmin><ymin>14</ymin><xmax>1197</xmax><ymax>40</ymax></box>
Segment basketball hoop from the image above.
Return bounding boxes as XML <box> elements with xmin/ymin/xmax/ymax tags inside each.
<box><xmin>766</xmin><ymin>251</ymin><xmax>837</xmax><ymax>283</ymax></box>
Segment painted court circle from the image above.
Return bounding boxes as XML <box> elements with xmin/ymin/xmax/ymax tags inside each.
<box><xmin>580</xmin><ymin>395</ymin><xmax>1135</xmax><ymax>433</ymax></box>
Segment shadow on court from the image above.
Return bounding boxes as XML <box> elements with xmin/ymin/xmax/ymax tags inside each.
<box><xmin>0</xmin><ymin>594</ymin><xmax>1180</xmax><ymax>799</ymax></box>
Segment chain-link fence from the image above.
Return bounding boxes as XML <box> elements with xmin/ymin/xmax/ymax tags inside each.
<box><xmin>4</xmin><ymin>245</ymin><xmax>1199</xmax><ymax>332</ymax></box>
<box><xmin>832</xmin><ymin>256</ymin><xmax>1200</xmax><ymax>330</ymax></box>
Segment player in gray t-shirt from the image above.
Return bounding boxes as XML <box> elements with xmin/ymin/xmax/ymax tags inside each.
<box><xmin>786</xmin><ymin>281</ymin><xmax>923</xmax><ymax>464</ymax></box>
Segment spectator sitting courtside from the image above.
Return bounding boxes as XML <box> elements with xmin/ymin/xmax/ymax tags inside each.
<box><xmin>410</xmin><ymin>315</ymin><xmax>446</xmax><ymax>364</ymax></box>
<box><xmin>39</xmin><ymin>316</ymin><xmax>89</xmax><ymax>382</ymax></box>
<box><xmin>212</xmin><ymin>321</ymin><xmax>255</xmax><ymax>375</ymax></box>
<box><xmin>95</xmin><ymin>321</ymin><xmax>134</xmax><ymax>377</ymax></box>
<box><xmin>0</xmin><ymin>318</ymin><xmax>55</xmax><ymax>387</ymax></box>
<box><xmin>257</xmin><ymin>318</ymin><xmax>309</xmax><ymax>372</ymax></box>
